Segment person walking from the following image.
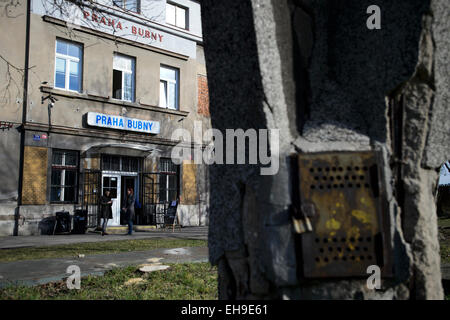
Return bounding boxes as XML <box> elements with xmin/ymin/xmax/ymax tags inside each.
<box><xmin>99</xmin><ymin>190</ymin><xmax>113</xmax><ymax>236</ymax></box>
<box><xmin>122</xmin><ymin>187</ymin><xmax>135</xmax><ymax>235</ymax></box>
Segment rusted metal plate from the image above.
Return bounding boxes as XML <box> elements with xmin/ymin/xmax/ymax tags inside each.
<box><xmin>297</xmin><ymin>151</ymin><xmax>384</xmax><ymax>278</ymax></box>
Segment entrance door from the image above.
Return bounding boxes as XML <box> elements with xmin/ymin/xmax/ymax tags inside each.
<box><xmin>121</xmin><ymin>176</ymin><xmax>136</xmax><ymax>225</ymax></box>
<box><xmin>102</xmin><ymin>175</ymin><xmax>121</xmax><ymax>226</ymax></box>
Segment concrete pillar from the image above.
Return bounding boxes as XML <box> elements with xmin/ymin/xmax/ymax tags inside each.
<box><xmin>202</xmin><ymin>0</ymin><xmax>449</xmax><ymax>299</ymax></box>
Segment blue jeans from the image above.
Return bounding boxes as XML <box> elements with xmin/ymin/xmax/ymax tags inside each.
<box><xmin>127</xmin><ymin>218</ymin><xmax>133</xmax><ymax>235</ymax></box>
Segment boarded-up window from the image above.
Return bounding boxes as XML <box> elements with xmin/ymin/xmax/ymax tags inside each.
<box><xmin>22</xmin><ymin>146</ymin><xmax>48</xmax><ymax>205</ymax></box>
<box><xmin>181</xmin><ymin>160</ymin><xmax>197</xmax><ymax>205</ymax></box>
<box><xmin>197</xmin><ymin>75</ymin><xmax>210</xmax><ymax>117</ymax></box>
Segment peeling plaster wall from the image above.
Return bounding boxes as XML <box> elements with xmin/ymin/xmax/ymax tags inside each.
<box><xmin>201</xmin><ymin>0</ymin><xmax>448</xmax><ymax>300</ymax></box>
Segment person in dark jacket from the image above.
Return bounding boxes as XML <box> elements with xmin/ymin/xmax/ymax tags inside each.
<box><xmin>100</xmin><ymin>190</ymin><xmax>113</xmax><ymax>236</ymax></box>
<box><xmin>122</xmin><ymin>187</ymin><xmax>135</xmax><ymax>235</ymax></box>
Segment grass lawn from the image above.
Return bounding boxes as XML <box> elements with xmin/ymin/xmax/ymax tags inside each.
<box><xmin>0</xmin><ymin>238</ymin><xmax>207</xmax><ymax>263</ymax></box>
<box><xmin>0</xmin><ymin>263</ymin><xmax>218</xmax><ymax>300</ymax></box>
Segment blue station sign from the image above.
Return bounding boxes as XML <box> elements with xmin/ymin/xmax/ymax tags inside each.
<box><xmin>87</xmin><ymin>112</ymin><xmax>160</xmax><ymax>134</ymax></box>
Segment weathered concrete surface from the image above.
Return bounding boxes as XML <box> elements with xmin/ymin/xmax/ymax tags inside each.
<box><xmin>0</xmin><ymin>246</ymin><xmax>208</xmax><ymax>288</ymax></box>
<box><xmin>422</xmin><ymin>1</ymin><xmax>450</xmax><ymax>168</ymax></box>
<box><xmin>202</xmin><ymin>0</ymin><xmax>447</xmax><ymax>300</ymax></box>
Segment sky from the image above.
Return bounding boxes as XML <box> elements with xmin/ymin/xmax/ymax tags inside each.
<box><xmin>439</xmin><ymin>161</ymin><xmax>450</xmax><ymax>186</ymax></box>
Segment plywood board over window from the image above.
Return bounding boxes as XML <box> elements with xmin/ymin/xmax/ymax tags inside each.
<box><xmin>22</xmin><ymin>147</ymin><xmax>48</xmax><ymax>205</ymax></box>
<box><xmin>181</xmin><ymin>160</ymin><xmax>197</xmax><ymax>205</ymax></box>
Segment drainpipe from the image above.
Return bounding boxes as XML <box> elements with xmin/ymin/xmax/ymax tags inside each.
<box><xmin>16</xmin><ymin>0</ymin><xmax>31</xmax><ymax>233</ymax></box>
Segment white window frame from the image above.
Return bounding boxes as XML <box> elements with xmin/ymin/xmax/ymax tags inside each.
<box><xmin>159</xmin><ymin>65</ymin><xmax>179</xmax><ymax>110</ymax></box>
<box><xmin>54</xmin><ymin>40</ymin><xmax>82</xmax><ymax>93</ymax></box>
<box><xmin>166</xmin><ymin>2</ymin><xmax>188</xmax><ymax>30</ymax></box>
<box><xmin>112</xmin><ymin>54</ymin><xmax>135</xmax><ymax>102</ymax></box>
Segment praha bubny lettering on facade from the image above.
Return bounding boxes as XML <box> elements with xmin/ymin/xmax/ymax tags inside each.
<box><xmin>82</xmin><ymin>9</ymin><xmax>164</xmax><ymax>42</ymax></box>
<box><xmin>87</xmin><ymin>112</ymin><xmax>160</xmax><ymax>134</ymax></box>
<box><xmin>87</xmin><ymin>115</ymin><xmax>280</xmax><ymax>176</ymax></box>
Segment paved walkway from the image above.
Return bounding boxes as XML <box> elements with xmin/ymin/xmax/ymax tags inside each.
<box><xmin>0</xmin><ymin>226</ymin><xmax>208</xmax><ymax>249</ymax></box>
<box><xmin>0</xmin><ymin>246</ymin><xmax>208</xmax><ymax>288</ymax></box>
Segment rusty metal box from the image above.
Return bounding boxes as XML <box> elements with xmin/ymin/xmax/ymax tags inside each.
<box><xmin>297</xmin><ymin>151</ymin><xmax>387</xmax><ymax>278</ymax></box>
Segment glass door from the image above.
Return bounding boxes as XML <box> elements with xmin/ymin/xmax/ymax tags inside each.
<box><xmin>102</xmin><ymin>175</ymin><xmax>121</xmax><ymax>226</ymax></box>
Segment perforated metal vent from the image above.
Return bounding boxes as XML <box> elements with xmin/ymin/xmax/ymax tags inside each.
<box><xmin>297</xmin><ymin>151</ymin><xmax>384</xmax><ymax>278</ymax></box>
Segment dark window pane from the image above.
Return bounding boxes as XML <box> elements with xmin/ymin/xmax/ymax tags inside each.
<box><xmin>102</xmin><ymin>156</ymin><xmax>111</xmax><ymax>171</ymax></box>
<box><xmin>51</xmin><ymin>170</ymin><xmax>62</xmax><ymax>185</ymax></box>
<box><xmin>159</xmin><ymin>174</ymin><xmax>167</xmax><ymax>202</ymax></box>
<box><xmin>169</xmin><ymin>189</ymin><xmax>177</xmax><ymax>202</ymax></box>
<box><xmin>110</xmin><ymin>177</ymin><xmax>118</xmax><ymax>188</ymax></box>
<box><xmin>65</xmin><ymin>152</ymin><xmax>77</xmax><ymax>166</ymax></box>
<box><xmin>131</xmin><ymin>158</ymin><xmax>139</xmax><ymax>171</ymax></box>
<box><xmin>159</xmin><ymin>158</ymin><xmax>178</xmax><ymax>173</ymax></box>
<box><xmin>113</xmin><ymin>69</ymin><xmax>122</xmax><ymax>99</ymax></box>
<box><xmin>103</xmin><ymin>177</ymin><xmax>110</xmax><ymax>188</ymax></box>
<box><xmin>121</xmin><ymin>157</ymin><xmax>138</xmax><ymax>172</ymax></box>
<box><xmin>102</xmin><ymin>178</ymin><xmax>117</xmax><ymax>199</ymax></box>
<box><xmin>52</xmin><ymin>152</ymin><xmax>63</xmax><ymax>165</ymax></box>
<box><xmin>51</xmin><ymin>187</ymin><xmax>62</xmax><ymax>202</ymax></box>
<box><xmin>65</xmin><ymin>170</ymin><xmax>77</xmax><ymax>186</ymax></box>
<box><xmin>168</xmin><ymin>175</ymin><xmax>176</xmax><ymax>188</ymax></box>
<box><xmin>111</xmin><ymin>156</ymin><xmax>120</xmax><ymax>171</ymax></box>
<box><xmin>64</xmin><ymin>187</ymin><xmax>76</xmax><ymax>202</ymax></box>
<box><xmin>159</xmin><ymin>158</ymin><xmax>167</xmax><ymax>172</ymax></box>
<box><xmin>108</xmin><ymin>188</ymin><xmax>117</xmax><ymax>198</ymax></box>
<box><xmin>122</xmin><ymin>158</ymin><xmax>130</xmax><ymax>172</ymax></box>
<box><xmin>103</xmin><ymin>155</ymin><xmax>120</xmax><ymax>171</ymax></box>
